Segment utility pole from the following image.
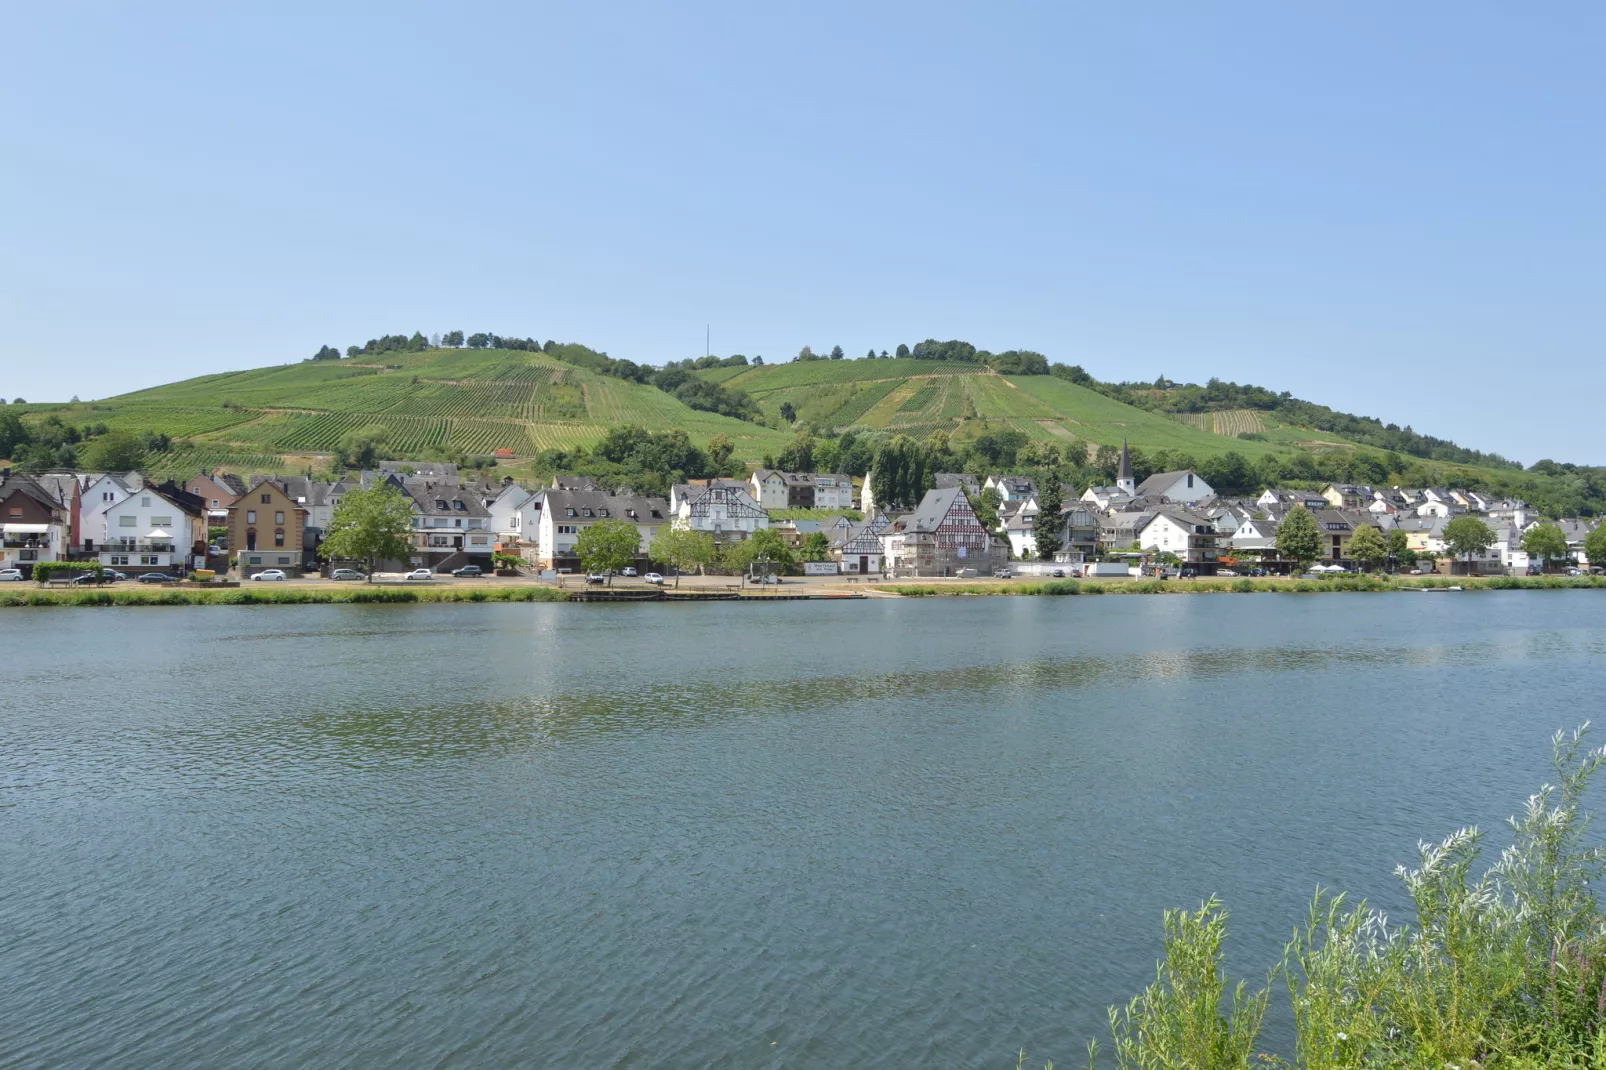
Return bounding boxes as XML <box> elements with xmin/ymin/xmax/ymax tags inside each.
<box><xmin>706</xmin><ymin>324</ymin><xmax>710</xmax><ymax>360</ymax></box>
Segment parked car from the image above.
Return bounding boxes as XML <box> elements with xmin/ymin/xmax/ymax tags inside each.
<box><xmin>404</xmin><ymin>568</ymin><xmax>434</xmax><ymax>581</ymax></box>
<box><xmin>620</xmin><ymin>566</ymin><xmax>638</xmax><ymax>577</ymax></box>
<box><xmin>645</xmin><ymin>572</ymin><xmax>665</xmax><ymax>585</ymax></box>
<box><xmin>452</xmin><ymin>565</ymin><xmax>483</xmax><ymax>577</ymax></box>
<box><xmin>1179</xmin><ymin>568</ymin><xmax>1196</xmax><ymax>579</ymax></box>
<box><xmin>1216</xmin><ymin>568</ymin><xmax>1238</xmax><ymax>577</ymax></box>
<box><xmin>993</xmin><ymin>568</ymin><xmax>1013</xmax><ymax>579</ymax></box>
<box><xmin>137</xmin><ymin>571</ymin><xmax>179</xmax><ymax>584</ymax></box>
<box><xmin>1050</xmin><ymin>568</ymin><xmax>1065</xmax><ymax>578</ymax></box>
<box><xmin>70</xmin><ymin>572</ymin><xmax>111</xmax><ymax>585</ymax></box>
<box><xmin>585</xmin><ymin>572</ymin><xmax>607</xmax><ymax>585</ymax></box>
<box><xmin>250</xmin><ymin>569</ymin><xmax>287</xmax><ymax>582</ymax></box>
<box><xmin>329</xmin><ymin>568</ymin><xmax>366</xmax><ymax>581</ymax></box>
<box><xmin>103</xmin><ymin>569</ymin><xmax>128</xmax><ymax>582</ymax></box>
<box><xmin>0</xmin><ymin>568</ymin><xmax>25</xmax><ymax>582</ymax></box>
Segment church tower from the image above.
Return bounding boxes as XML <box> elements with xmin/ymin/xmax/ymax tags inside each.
<box><xmin>1116</xmin><ymin>439</ymin><xmax>1136</xmax><ymax>496</ymax></box>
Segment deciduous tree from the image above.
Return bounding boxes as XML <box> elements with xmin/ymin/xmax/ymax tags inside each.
<box><xmin>1275</xmin><ymin>506</ymin><xmax>1322</xmax><ymax>570</ymax></box>
<box><xmin>1444</xmin><ymin>516</ymin><xmax>1496</xmax><ymax>574</ymax></box>
<box><xmin>1523</xmin><ymin>524</ymin><xmax>1569</xmax><ymax>571</ymax></box>
<box><xmin>652</xmin><ymin>522</ymin><xmax>716</xmax><ymax>587</ymax></box>
<box><xmin>80</xmin><ymin>431</ymin><xmax>146</xmax><ymax>472</ymax></box>
<box><xmin>318</xmin><ymin>483</ymin><xmax>416</xmax><ymax>580</ymax></box>
<box><xmin>575</xmin><ymin>519</ymin><xmax>641</xmax><ymax>582</ymax></box>
<box><xmin>1347</xmin><ymin>523</ymin><xmax>1388</xmax><ymax>571</ymax></box>
<box><xmin>1034</xmin><ymin>479</ymin><xmax>1064</xmax><ymax>560</ymax></box>
<box><xmin>1585</xmin><ymin>526</ymin><xmax>1606</xmax><ymax>573</ymax></box>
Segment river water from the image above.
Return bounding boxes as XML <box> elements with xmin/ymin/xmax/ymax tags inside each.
<box><xmin>3</xmin><ymin>592</ymin><xmax>1605</xmax><ymax>1067</ymax></box>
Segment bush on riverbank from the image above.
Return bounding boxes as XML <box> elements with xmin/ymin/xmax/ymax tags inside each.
<box><xmin>875</xmin><ymin>575</ymin><xmax>1606</xmax><ymax>598</ymax></box>
<box><xmin>0</xmin><ymin>585</ymin><xmax>571</xmax><ymax>607</ymax></box>
<box><xmin>1085</xmin><ymin>726</ymin><xmax>1606</xmax><ymax>1069</ymax></box>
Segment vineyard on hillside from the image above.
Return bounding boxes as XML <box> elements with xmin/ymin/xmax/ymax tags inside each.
<box><xmin>12</xmin><ymin>348</ymin><xmax>791</xmax><ymax>473</ymax></box>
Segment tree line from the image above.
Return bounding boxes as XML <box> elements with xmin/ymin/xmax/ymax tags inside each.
<box><xmin>0</xmin><ymin>413</ymin><xmax>174</xmax><ymax>473</ymax></box>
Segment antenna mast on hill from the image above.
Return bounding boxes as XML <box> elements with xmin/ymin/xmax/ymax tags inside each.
<box><xmin>706</xmin><ymin>324</ymin><xmax>710</xmax><ymax>360</ymax></box>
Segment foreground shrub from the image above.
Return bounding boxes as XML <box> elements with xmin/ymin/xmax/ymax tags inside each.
<box><xmin>1093</xmin><ymin>725</ymin><xmax>1606</xmax><ymax>1068</ymax></box>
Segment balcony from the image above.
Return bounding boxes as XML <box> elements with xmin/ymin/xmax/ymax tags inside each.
<box><xmin>101</xmin><ymin>541</ymin><xmax>176</xmax><ymax>554</ymax></box>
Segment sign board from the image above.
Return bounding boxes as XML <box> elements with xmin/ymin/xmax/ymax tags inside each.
<box><xmin>803</xmin><ymin>561</ymin><xmax>839</xmax><ymax>575</ymax></box>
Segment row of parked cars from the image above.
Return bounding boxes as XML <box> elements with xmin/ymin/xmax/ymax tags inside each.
<box><xmin>0</xmin><ymin>567</ymin><xmax>185</xmax><ymax>584</ymax></box>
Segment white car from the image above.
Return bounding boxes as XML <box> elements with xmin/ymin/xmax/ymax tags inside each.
<box><xmin>252</xmin><ymin>569</ymin><xmax>288</xmax><ymax>582</ymax></box>
<box><xmin>0</xmin><ymin>568</ymin><xmax>24</xmax><ymax>582</ymax></box>
<box><xmin>645</xmin><ymin>572</ymin><xmax>665</xmax><ymax>585</ymax></box>
<box><xmin>620</xmin><ymin>566</ymin><xmax>638</xmax><ymax>577</ymax></box>
<box><xmin>404</xmin><ymin>568</ymin><xmax>434</xmax><ymax>581</ymax></box>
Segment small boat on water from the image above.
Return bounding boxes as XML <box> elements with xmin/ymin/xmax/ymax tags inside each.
<box><xmin>1418</xmin><ymin>585</ymin><xmax>1464</xmax><ymax>592</ymax></box>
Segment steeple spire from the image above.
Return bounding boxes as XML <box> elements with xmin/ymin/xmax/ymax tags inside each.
<box><xmin>1117</xmin><ymin>439</ymin><xmax>1136</xmax><ymax>495</ymax></box>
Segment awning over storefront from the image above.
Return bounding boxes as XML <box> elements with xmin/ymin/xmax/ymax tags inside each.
<box><xmin>2</xmin><ymin>523</ymin><xmax>50</xmax><ymax>534</ymax></box>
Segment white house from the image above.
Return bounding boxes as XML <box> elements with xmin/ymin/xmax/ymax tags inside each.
<box><xmin>750</xmin><ymin>470</ymin><xmax>855</xmax><ymax>511</ymax></box>
<box><xmin>1136</xmin><ymin>508</ymin><xmax>1221</xmax><ymax>569</ymax></box>
<box><xmin>488</xmin><ymin>483</ymin><xmax>543</xmax><ymax>546</ymax></box>
<box><xmin>537</xmin><ymin>488</ymin><xmax>670</xmax><ymax>568</ymax></box>
<box><xmin>983</xmin><ymin>475</ymin><xmax>1037</xmax><ymax>503</ymax></box>
<box><xmin>831</xmin><ymin>522</ymin><xmax>885</xmax><ymax>575</ymax></box>
<box><xmin>76</xmin><ymin>472</ymin><xmax>145</xmax><ymax>550</ymax></box>
<box><xmin>1135</xmin><ymin>470</ymin><xmax>1214</xmax><ymax>504</ymax></box>
<box><xmin>675</xmin><ymin>484</ymin><xmax>769</xmax><ymax>543</ymax></box>
<box><xmin>97</xmin><ymin>486</ymin><xmax>203</xmax><ymax>573</ymax></box>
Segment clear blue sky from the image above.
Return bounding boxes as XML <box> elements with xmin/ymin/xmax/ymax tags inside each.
<box><xmin>4</xmin><ymin>4</ymin><xmax>1602</xmax><ymax>465</ymax></box>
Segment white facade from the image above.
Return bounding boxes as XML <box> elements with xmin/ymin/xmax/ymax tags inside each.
<box><xmin>676</xmin><ymin>485</ymin><xmax>769</xmax><ymax>541</ymax></box>
<box><xmin>77</xmin><ymin>474</ymin><xmax>140</xmax><ymax>548</ymax></box>
<box><xmin>1136</xmin><ymin>470</ymin><xmax>1214</xmax><ymax>505</ymax></box>
<box><xmin>1137</xmin><ymin>511</ymin><xmax>1220</xmax><ymax>565</ymax></box>
<box><xmin>97</xmin><ymin>489</ymin><xmax>200</xmax><ymax>570</ymax></box>
<box><xmin>489</xmin><ymin>485</ymin><xmax>542</xmax><ymax>542</ymax></box>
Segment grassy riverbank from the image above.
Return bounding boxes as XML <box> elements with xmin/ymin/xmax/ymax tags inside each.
<box><xmin>4</xmin><ymin>574</ymin><xmax>1602</xmax><ymax>606</ymax></box>
<box><xmin>1072</xmin><ymin>726</ymin><xmax>1606</xmax><ymax>1069</ymax></box>
<box><xmin>0</xmin><ymin>585</ymin><xmax>572</xmax><ymax>607</ymax></box>
<box><xmin>878</xmin><ymin>575</ymin><xmax>1606</xmax><ymax>597</ymax></box>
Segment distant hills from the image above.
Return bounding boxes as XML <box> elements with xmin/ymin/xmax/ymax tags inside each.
<box><xmin>2</xmin><ymin>337</ymin><xmax>1600</xmax><ymax>516</ymax></box>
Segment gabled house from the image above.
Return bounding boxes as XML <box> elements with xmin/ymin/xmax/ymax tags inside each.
<box><xmin>487</xmin><ymin>482</ymin><xmax>543</xmax><ymax>549</ymax></box>
<box><xmin>0</xmin><ymin>475</ymin><xmax>70</xmax><ymax>573</ymax></box>
<box><xmin>76</xmin><ymin>472</ymin><xmax>146</xmax><ymax>551</ymax></box>
<box><xmin>1135</xmin><ymin>470</ymin><xmax>1214</xmax><ymax>505</ymax></box>
<box><xmin>228</xmin><ymin>479</ymin><xmax>309</xmax><ymax>577</ymax></box>
<box><xmin>984</xmin><ymin>474</ymin><xmax>1037</xmax><ymax>503</ymax></box>
<box><xmin>98</xmin><ymin>485</ymin><xmax>203</xmax><ymax>573</ymax></box>
<box><xmin>881</xmin><ymin>486</ymin><xmax>1007</xmax><ymax>577</ymax></box>
<box><xmin>750</xmin><ymin>470</ymin><xmax>855</xmax><ymax>511</ymax></box>
<box><xmin>536</xmin><ymin>488</ymin><xmax>670</xmax><ymax>569</ymax></box>
<box><xmin>1135</xmin><ymin>508</ymin><xmax>1221</xmax><ymax>570</ymax></box>
<box><xmin>1321</xmin><ymin>483</ymin><xmax>1375</xmax><ymax>509</ymax></box>
<box><xmin>674</xmin><ymin>484</ymin><xmax>768</xmax><ymax>543</ymax></box>
<box><xmin>407</xmin><ymin>483</ymin><xmax>495</xmax><ymax>568</ymax></box>
<box><xmin>831</xmin><ymin>522</ymin><xmax>885</xmax><ymax>576</ymax></box>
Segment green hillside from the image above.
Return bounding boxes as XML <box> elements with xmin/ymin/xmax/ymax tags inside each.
<box><xmin>702</xmin><ymin>359</ymin><xmax>1303</xmax><ymax>461</ymax></box>
<box><xmin>12</xmin><ymin>347</ymin><xmax>791</xmax><ymax>478</ymax></box>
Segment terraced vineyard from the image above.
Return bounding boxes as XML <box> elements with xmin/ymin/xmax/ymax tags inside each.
<box><xmin>703</xmin><ymin>359</ymin><xmax>1299</xmax><ymax>461</ymax></box>
<box><xmin>14</xmin><ymin>348</ymin><xmax>791</xmax><ymax>473</ymax></box>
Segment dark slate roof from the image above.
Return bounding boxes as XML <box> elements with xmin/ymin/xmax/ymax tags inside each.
<box><xmin>544</xmin><ymin>487</ymin><xmax>669</xmax><ymax>523</ymax></box>
<box><xmin>906</xmin><ymin>487</ymin><xmax>967</xmax><ymax>533</ymax></box>
<box><xmin>406</xmin><ymin>483</ymin><xmax>492</xmax><ymax>519</ymax></box>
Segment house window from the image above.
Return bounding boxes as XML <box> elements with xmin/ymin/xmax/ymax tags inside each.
<box><xmin>261</xmin><ymin>494</ymin><xmax>272</xmax><ymax>504</ymax></box>
<box><xmin>452</xmin><ymin>500</ymin><xmax>465</xmax><ymax>511</ymax></box>
<box><xmin>274</xmin><ymin>529</ymin><xmax>285</xmax><ymax>547</ymax></box>
<box><xmin>248</xmin><ymin>555</ymin><xmax>262</xmax><ymax>565</ymax></box>
<box><xmin>278</xmin><ymin>556</ymin><xmax>290</xmax><ymax>565</ymax></box>
<box><xmin>246</xmin><ymin>510</ymin><xmax>256</xmax><ymax>524</ymax></box>
<box><xmin>211</xmin><ymin>499</ymin><xmax>219</xmax><ymax>507</ymax></box>
<box><xmin>141</xmin><ymin>555</ymin><xmax>158</xmax><ymax>565</ymax></box>
<box><xmin>435</xmin><ymin>500</ymin><xmax>448</xmax><ymax>509</ymax></box>
<box><xmin>597</xmin><ymin>508</ymin><xmax>609</xmax><ymax>517</ymax></box>
<box><xmin>565</xmin><ymin>508</ymin><xmax>577</xmax><ymax>517</ymax></box>
<box><xmin>119</xmin><ymin>516</ymin><xmax>138</xmax><ymax>527</ymax></box>
<box><xmin>151</xmin><ymin>516</ymin><xmax>172</xmax><ymax>527</ymax></box>
<box><xmin>582</xmin><ymin>508</ymin><xmax>594</xmax><ymax>517</ymax></box>
<box><xmin>142</xmin><ymin>497</ymin><xmax>151</xmax><ymax>507</ymax></box>
<box><xmin>275</xmin><ymin>511</ymin><xmax>284</xmax><ymax>525</ymax></box>
<box><xmin>7</xmin><ymin>507</ymin><xmax>19</xmax><ymax>518</ymax></box>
